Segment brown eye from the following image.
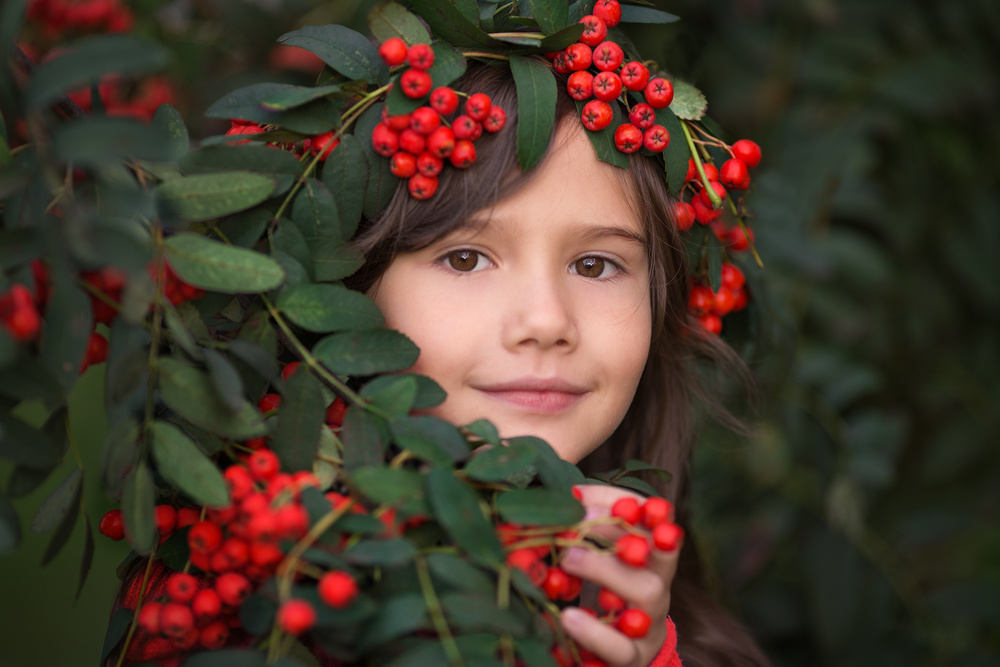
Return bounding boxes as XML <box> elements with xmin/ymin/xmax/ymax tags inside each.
<box><xmin>574</xmin><ymin>256</ymin><xmax>606</xmax><ymax>278</ymax></box>
<box><xmin>447</xmin><ymin>250</ymin><xmax>484</xmax><ymax>272</ymax></box>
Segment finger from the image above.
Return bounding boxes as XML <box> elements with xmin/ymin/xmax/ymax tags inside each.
<box><xmin>561</xmin><ymin>606</ymin><xmax>667</xmax><ymax>667</ymax></box>
<box><xmin>560</xmin><ymin>546</ymin><xmax>675</xmax><ymax>614</ymax></box>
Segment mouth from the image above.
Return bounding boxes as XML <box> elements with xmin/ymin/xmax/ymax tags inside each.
<box><xmin>472</xmin><ymin>378</ymin><xmax>591</xmax><ymax>414</ymax></box>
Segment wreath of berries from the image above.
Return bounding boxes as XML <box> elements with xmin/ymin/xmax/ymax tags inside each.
<box><xmin>1</xmin><ymin>2</ymin><xmax>764</xmax><ymax>667</ymax></box>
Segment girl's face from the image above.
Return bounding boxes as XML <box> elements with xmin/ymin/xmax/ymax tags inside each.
<box><xmin>372</xmin><ymin>124</ymin><xmax>652</xmax><ymax>463</ymax></box>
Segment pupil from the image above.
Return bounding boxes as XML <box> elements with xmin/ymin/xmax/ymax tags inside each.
<box><xmin>578</xmin><ymin>257</ymin><xmax>604</xmax><ymax>277</ymax></box>
<box><xmin>449</xmin><ymin>251</ymin><xmax>477</xmax><ymax>271</ymax></box>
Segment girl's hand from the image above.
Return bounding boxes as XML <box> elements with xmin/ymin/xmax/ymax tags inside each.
<box><xmin>558</xmin><ymin>484</ymin><xmax>682</xmax><ymax>667</ymax></box>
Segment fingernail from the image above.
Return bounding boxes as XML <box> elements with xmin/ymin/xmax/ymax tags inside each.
<box><xmin>563</xmin><ymin>547</ymin><xmax>585</xmax><ymax>564</ymax></box>
<box><xmin>561</xmin><ymin>607</ymin><xmax>584</xmax><ymax>628</ymax></box>
<box><xmin>584</xmin><ymin>508</ymin><xmax>602</xmax><ymax>522</ymax></box>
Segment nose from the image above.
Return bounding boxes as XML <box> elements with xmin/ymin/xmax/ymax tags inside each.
<box><xmin>501</xmin><ymin>265</ymin><xmax>578</xmax><ymax>352</ymax></box>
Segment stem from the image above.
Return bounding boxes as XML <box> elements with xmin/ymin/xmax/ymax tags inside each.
<box><xmin>415</xmin><ymin>554</ymin><xmax>463</xmax><ymax>667</ymax></box>
<box><xmin>489</xmin><ymin>32</ymin><xmax>545</xmax><ymax>39</ymax></box>
<box><xmin>142</xmin><ymin>226</ymin><xmax>167</xmax><ymax>436</ymax></box>
<box><xmin>277</xmin><ymin>501</ymin><xmax>356</xmax><ymax>601</ymax></box>
<box><xmin>681</xmin><ymin>121</ymin><xmax>723</xmax><ymax>208</ymax></box>
<box><xmin>460</xmin><ymin>51</ymin><xmax>511</xmax><ymax>61</ymax></box>
<box><xmin>114</xmin><ymin>553</ymin><xmax>157</xmax><ymax>667</ymax></box>
<box><xmin>497</xmin><ymin>565</ymin><xmax>510</xmax><ymax>610</ymax></box>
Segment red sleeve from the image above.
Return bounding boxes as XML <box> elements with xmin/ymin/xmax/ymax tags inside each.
<box><xmin>646</xmin><ymin>617</ymin><xmax>683</xmax><ymax>667</ymax></box>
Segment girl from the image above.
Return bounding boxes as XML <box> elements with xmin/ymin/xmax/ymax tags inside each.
<box><xmin>350</xmin><ymin>63</ymin><xmax>771</xmax><ymax>667</ymax></box>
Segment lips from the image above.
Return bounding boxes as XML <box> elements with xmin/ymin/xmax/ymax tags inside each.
<box><xmin>473</xmin><ymin>378</ymin><xmax>591</xmax><ymax>414</ymax></box>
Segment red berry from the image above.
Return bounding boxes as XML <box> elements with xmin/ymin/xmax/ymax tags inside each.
<box><xmin>581</xmin><ymin>99</ymin><xmax>613</xmax><ymax>131</ymax></box>
<box><xmin>593</xmin><ymin>71</ymin><xmax>623</xmax><ymax>102</ymax></box>
<box><xmin>465</xmin><ymin>93</ymin><xmax>492</xmax><ymax>122</ymax></box>
<box><xmin>0</xmin><ymin>285</ymin><xmax>41</xmax><ymax>341</ymax></box>
<box><xmin>155</xmin><ymin>505</ymin><xmax>177</xmax><ymax>536</ymax></box>
<box><xmin>449</xmin><ymin>140</ymin><xmax>477</xmax><ymax>168</ymax></box>
<box><xmin>727</xmin><ymin>224</ymin><xmax>754</xmax><ymax>252</ymax></box>
<box><xmin>614</xmin><ymin>533</ymin><xmax>650</xmax><ymax>567</ymax></box>
<box><xmin>644</xmin><ymin>77</ymin><xmax>674</xmax><ymax>108</ymax></box>
<box><xmin>592</xmin><ymin>41</ymin><xmax>624</xmax><ymax>71</ymax></box>
<box><xmin>698</xmin><ymin>162</ymin><xmax>720</xmax><ymax>183</ymax></box>
<box><xmin>257</xmin><ymin>393</ymin><xmax>281</xmax><ymax>413</ymax></box>
<box><xmin>274</xmin><ymin>503</ymin><xmax>309</xmax><ymax>540</ymax></box>
<box><xmin>641</xmin><ymin>497</ymin><xmax>673</xmax><ymax>528</ymax></box>
<box><xmin>611</xmin><ymin>497</ymin><xmax>642</xmax><ymax>525</ymax></box>
<box><xmin>620</xmin><ymin>62</ymin><xmax>650</xmax><ymax>92</ymax></box>
<box><xmin>225</xmin><ymin>465</ymin><xmax>254</xmax><ymax>501</ymax></box>
<box><xmin>483</xmin><ymin>106</ymin><xmax>506</xmax><ymax>133</ymax></box>
<box><xmin>643</xmin><ymin>124</ymin><xmax>669</xmax><ymax>152</ymax></box>
<box><xmin>552</xmin><ymin>51</ymin><xmax>571</xmax><ymax>75</ymax></box>
<box><xmin>220</xmin><ymin>537</ymin><xmax>250</xmax><ymax>569</ymax></box>
<box><xmin>613</xmin><ymin>123</ymin><xmax>642</xmax><ymax>153</ymax></box>
<box><xmin>99</xmin><ymin>509</ymin><xmax>124</xmax><ymax>541</ymax></box>
<box><xmin>371</xmin><ymin>123</ymin><xmax>400</xmax><ymax>158</ymax></box>
<box><xmin>542</xmin><ymin>567</ymin><xmax>570</xmax><ymax>600</ymax></box>
<box><xmin>712</xmin><ymin>287</ymin><xmax>738</xmax><ymax>316</ymax></box>
<box><xmin>617</xmin><ymin>608</ymin><xmax>651</xmax><ymax>638</ymax></box>
<box><xmin>281</xmin><ymin>361</ymin><xmax>301</xmax><ymax>381</ymax></box>
<box><xmin>278</xmin><ymin>599</ymin><xmax>316</xmax><ymax>635</ymax></box>
<box><xmin>732</xmin><ymin>287</ymin><xmax>749</xmax><ymax>312</ymax></box>
<box><xmin>177</xmin><ymin>507</ymin><xmax>200</xmax><ymax>529</ymax></box>
<box><xmin>721</xmin><ymin>264</ymin><xmax>745</xmax><ymax>290</ymax></box>
<box><xmin>598</xmin><ymin>587</ymin><xmax>627</xmax><ymax>612</ymax></box>
<box><xmin>720</xmin><ymin>158</ymin><xmax>748</xmax><ymax>189</ymax></box>
<box><xmin>429</xmin><ymin>86</ymin><xmax>459</xmax><ymax>115</ymax></box>
<box><xmin>408</xmin><ymin>174</ymin><xmax>439</xmax><ymax>199</ymax></box>
<box><xmin>400</xmin><ymin>69</ymin><xmax>432</xmax><ymax>98</ymax></box>
<box><xmin>318</xmin><ymin>570</ymin><xmax>359</xmax><ymax>608</ymax></box>
<box><xmin>406</xmin><ymin>43</ymin><xmax>435</xmax><ymax>70</ymax></box>
<box><xmin>249</xmin><ymin>541</ymin><xmax>283</xmax><ymax>569</ymax></box>
<box><xmin>245</xmin><ymin>436</ymin><xmax>267</xmax><ymax>451</ymax></box>
<box><xmin>552</xmin><ymin>644</ymin><xmax>575</xmax><ymax>667</ymax></box>
<box><xmin>563</xmin><ymin>42</ymin><xmax>592</xmax><ymax>71</ymax></box>
<box><xmin>426</xmin><ymin>126</ymin><xmax>455</xmax><ymax>158</ymax></box>
<box><xmin>409</xmin><ymin>106</ymin><xmax>441</xmax><ymax>135</ymax></box>
<box><xmin>161</xmin><ymin>602</ymin><xmax>195</xmax><ymax>638</ymax></box>
<box><xmin>390</xmin><ymin>151</ymin><xmax>417</xmax><ymax>178</ymax></box>
<box><xmin>506</xmin><ymin>548</ymin><xmax>547</xmax><ymax>587</ymax></box>
<box><xmin>248</xmin><ymin>449</ymin><xmax>281</xmax><ymax>481</ymax></box>
<box><xmin>188</xmin><ymin>520</ymin><xmax>223</xmax><ymax>554</ymax></box>
<box><xmin>378</xmin><ymin>37</ymin><xmax>407</xmax><ymax>67</ymax></box>
<box><xmin>325</xmin><ymin>398</ymin><xmax>347</xmax><ymax>427</ymax></box>
<box><xmin>309</xmin><ymin>131</ymin><xmax>339</xmax><ymax>161</ymax></box>
<box><xmin>192</xmin><ymin>588</ymin><xmax>222</xmax><ymax>622</ymax></box>
<box><xmin>593</xmin><ymin>0</ymin><xmax>622</xmax><ymax>27</ymax></box>
<box><xmin>80</xmin><ymin>332</ymin><xmax>108</xmax><ymax>372</ymax></box>
<box><xmin>215</xmin><ymin>572</ymin><xmax>252</xmax><ymax>607</ymax></box>
<box><xmin>579</xmin><ymin>15</ymin><xmax>608</xmax><ymax>47</ymax></box>
<box><xmin>731</xmin><ymin>139</ymin><xmax>761</xmax><ymax>168</ymax></box>
<box><xmin>561</xmin><ymin>573</ymin><xmax>583</xmax><ymax>602</ymax></box>
<box><xmin>696</xmin><ymin>313</ymin><xmax>722</xmax><ymax>335</ymax></box>
<box><xmin>697</xmin><ymin>180</ymin><xmax>727</xmax><ymax>209</ymax></box>
<box><xmin>692</xmin><ymin>196</ymin><xmax>721</xmax><ymax>224</ymax></box>
<box><xmin>199</xmin><ymin>620</ymin><xmax>229</xmax><ymax>650</ymax></box>
<box><xmin>688</xmin><ymin>286</ymin><xmax>714</xmax><ymax>314</ymax></box>
<box><xmin>137</xmin><ymin>602</ymin><xmax>163</xmax><ymax>634</ymax></box>
<box><xmin>567</xmin><ymin>70</ymin><xmax>595</xmax><ymax>101</ymax></box>
<box><xmin>452</xmin><ymin>115</ymin><xmax>482</xmax><ymax>141</ymax></box>
<box><xmin>382</xmin><ymin>109</ymin><xmax>412</xmax><ymax>131</ymax></box>
<box><xmin>416</xmin><ymin>152</ymin><xmax>444</xmax><ymax>177</ymax></box>
<box><xmin>628</xmin><ymin>102</ymin><xmax>655</xmax><ymax>130</ymax></box>
<box><xmin>672</xmin><ymin>201</ymin><xmax>696</xmax><ymax>231</ymax></box>
<box><xmin>398</xmin><ymin>128</ymin><xmax>426</xmax><ymax>155</ymax></box>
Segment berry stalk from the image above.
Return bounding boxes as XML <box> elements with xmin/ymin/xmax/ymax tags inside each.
<box><xmin>681</xmin><ymin>121</ymin><xmax>723</xmax><ymax>208</ymax></box>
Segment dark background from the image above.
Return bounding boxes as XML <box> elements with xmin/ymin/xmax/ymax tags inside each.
<box><xmin>1</xmin><ymin>1</ymin><xmax>998</xmax><ymax>665</ymax></box>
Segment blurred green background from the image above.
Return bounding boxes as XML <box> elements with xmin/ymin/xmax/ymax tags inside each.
<box><xmin>2</xmin><ymin>1</ymin><xmax>998</xmax><ymax>665</ymax></box>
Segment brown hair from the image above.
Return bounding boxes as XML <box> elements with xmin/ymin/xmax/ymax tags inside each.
<box><xmin>352</xmin><ymin>61</ymin><xmax>770</xmax><ymax>666</ymax></box>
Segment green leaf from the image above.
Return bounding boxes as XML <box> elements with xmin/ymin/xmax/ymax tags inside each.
<box><xmin>361</xmin><ymin>375</ymin><xmax>418</xmax><ymax>417</ymax></box>
<box><xmin>575</xmin><ymin>98</ymin><xmax>628</xmax><ymax>168</ymax></box>
<box><xmin>163</xmin><ymin>302</ymin><xmax>201</xmax><ymax>360</ymax></box>
<box><xmin>464</xmin><ymin>440</ymin><xmax>538</xmax><ymax>485</ymax></box>
<box><xmin>26</xmin><ymin>35</ymin><xmax>169</xmax><ymax>109</ymax></box>
<box><xmin>278</xmin><ymin>25</ymin><xmax>390</xmax><ymax>84</ymax></box>
<box><xmin>441</xmin><ymin>593</ymin><xmax>529</xmax><ymax>635</ymax></box>
<box><xmin>344</xmin><ymin>538</ymin><xmax>417</xmax><ymax>566</ymax></box>
<box><xmin>0</xmin><ymin>488</ymin><xmax>21</xmax><ymax>552</ymax></box>
<box><xmin>180</xmin><ymin>649</ymin><xmax>267</xmax><ymax>667</ymax></box>
<box><xmin>0</xmin><ymin>413</ymin><xmax>61</xmax><ymax>469</ymax></box>
<box><xmin>390</xmin><ymin>415</ymin><xmax>470</xmax><ymax>465</ymax></box>
<box><xmin>100</xmin><ymin>608</ymin><xmax>132</xmax><ymax>665</ymax></box>
<box><xmin>321</xmin><ymin>134</ymin><xmax>368</xmax><ymax>239</ymax></box>
<box><xmin>428</xmin><ymin>42</ymin><xmax>468</xmax><ymax>89</ymax></box>
<box><xmin>74</xmin><ymin>514</ymin><xmax>95</xmax><ymax>600</ymax></box>
<box><xmin>200</xmin><ymin>349</ymin><xmax>244</xmax><ymax>408</ymax></box>
<box><xmin>496</xmin><ymin>488</ymin><xmax>584</xmax><ymax>525</ymax></box>
<box><xmin>149</xmin><ymin>103</ymin><xmax>190</xmax><ymax>161</ymax></box>
<box><xmin>341</xmin><ymin>406</ymin><xmax>387</xmax><ymax>471</ymax></box>
<box><xmin>278</xmin><ymin>284</ymin><xmax>384</xmax><ymax>333</ymax></box>
<box><xmin>122</xmin><ymin>460</ymin><xmax>157</xmax><ymax>554</ymax></box>
<box><xmin>204</xmin><ymin>83</ymin><xmax>342</xmax><ymax>134</ymax></box>
<box><xmin>39</xmin><ymin>272</ymin><xmax>91</xmax><ymax>389</ymax></box>
<box><xmin>39</xmin><ymin>469</ymin><xmax>83</xmax><ymax>566</ymax></box>
<box><xmin>165</xmin><ymin>233</ymin><xmax>285</xmax><ymax>294</ymax></box>
<box><xmin>157</xmin><ymin>172</ymin><xmax>277</xmax><ymax>223</ymax></box>
<box><xmin>620</xmin><ymin>5</ymin><xmax>680</xmax><ymax>23</ymax></box>
<box><xmin>158</xmin><ymin>358</ymin><xmax>269</xmax><ymax>439</ymax></box>
<box><xmin>291</xmin><ymin>179</ymin><xmax>341</xmax><ymax>241</ymax></box>
<box><xmin>312</xmin><ymin>329</ymin><xmax>419</xmax><ymax>375</ymax></box>
<box><xmin>426</xmin><ymin>552</ymin><xmax>496</xmax><ymax>597</ymax></box>
<box><xmin>311</xmin><ymin>237</ymin><xmax>366</xmax><ymax>282</ymax></box>
<box><xmin>507</xmin><ymin>436</ymin><xmax>584</xmax><ymax>492</ymax></box>
<box><xmin>426</xmin><ymin>468</ymin><xmax>504</xmax><ymax>566</ymax></box>
<box><xmin>669</xmin><ymin>80</ymin><xmax>707</xmax><ymax>121</ymax></box>
<box><xmin>52</xmin><ymin>116</ymin><xmax>178</xmax><ymax>165</ymax></box>
<box><xmin>526</xmin><ymin>0</ymin><xmax>567</xmax><ymax>34</ymax></box>
<box><xmin>517</xmin><ymin>638</ymin><xmax>559</xmax><ymax>667</ymax></box>
<box><xmin>538</xmin><ymin>23</ymin><xmax>585</xmax><ymax>51</ymax></box>
<box><xmin>150</xmin><ymin>420</ymin><xmax>230</xmax><ymax>507</ymax></box>
<box><xmin>509</xmin><ymin>55</ymin><xmax>557</xmax><ymax>172</ymax></box>
<box><xmin>353</xmin><ymin>467</ymin><xmax>429</xmax><ymax>515</ymax></box>
<box><xmin>465</xmin><ymin>419</ymin><xmax>500</xmax><ymax>445</ymax></box>
<box><xmin>359</xmin><ymin>107</ymin><xmax>400</xmax><ymax>220</ymax></box>
<box><xmin>271</xmin><ymin>367</ymin><xmax>325</xmax><ymax>473</ymax></box>
<box><xmin>657</xmin><ymin>105</ymin><xmax>687</xmax><ymax>195</ymax></box>
<box><xmin>259</xmin><ymin>84</ymin><xmax>343</xmax><ymax>112</ymax></box>
<box><xmin>409</xmin><ymin>0</ymin><xmax>498</xmax><ymax>47</ymax></box>
<box><xmin>31</xmin><ymin>467</ymin><xmax>82</xmax><ymax>533</ymax></box>
<box><xmin>272</xmin><ymin>222</ymin><xmax>313</xmax><ymax>281</ymax></box>
<box><xmin>180</xmin><ymin>145</ymin><xmax>301</xmax><ymax>196</ymax></box>
<box><xmin>368</xmin><ymin>2</ymin><xmax>432</xmax><ymax>45</ymax></box>
<box><xmin>356</xmin><ymin>593</ymin><xmax>428</xmax><ymax>652</ymax></box>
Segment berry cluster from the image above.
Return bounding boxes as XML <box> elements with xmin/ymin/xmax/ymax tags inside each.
<box><xmin>373</xmin><ymin>37</ymin><xmax>507</xmax><ymax>200</ymax></box>
<box><xmin>26</xmin><ymin>0</ymin><xmax>134</xmax><ymax>38</ymax></box>
<box><xmin>546</xmin><ymin>1</ymin><xmax>672</xmax><ymax>155</ymax></box>
<box><xmin>0</xmin><ymin>284</ymin><xmax>42</xmax><ymax>342</ymax></box>
<box><xmin>502</xmin><ymin>492</ymin><xmax>683</xmax><ymax>667</ymax></box>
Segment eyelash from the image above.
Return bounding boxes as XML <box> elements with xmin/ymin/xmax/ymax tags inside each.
<box><xmin>436</xmin><ymin>249</ymin><xmax>626</xmax><ymax>281</ymax></box>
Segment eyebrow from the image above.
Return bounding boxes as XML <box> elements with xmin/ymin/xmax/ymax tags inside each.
<box><xmin>464</xmin><ymin>214</ymin><xmax>647</xmax><ymax>248</ymax></box>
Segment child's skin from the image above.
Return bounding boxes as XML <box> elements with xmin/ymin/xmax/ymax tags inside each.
<box><xmin>372</xmin><ymin>123</ymin><xmax>681</xmax><ymax>666</ymax></box>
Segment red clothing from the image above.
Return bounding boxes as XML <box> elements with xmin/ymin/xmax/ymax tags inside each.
<box><xmin>648</xmin><ymin>617</ymin><xmax>683</xmax><ymax>667</ymax></box>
